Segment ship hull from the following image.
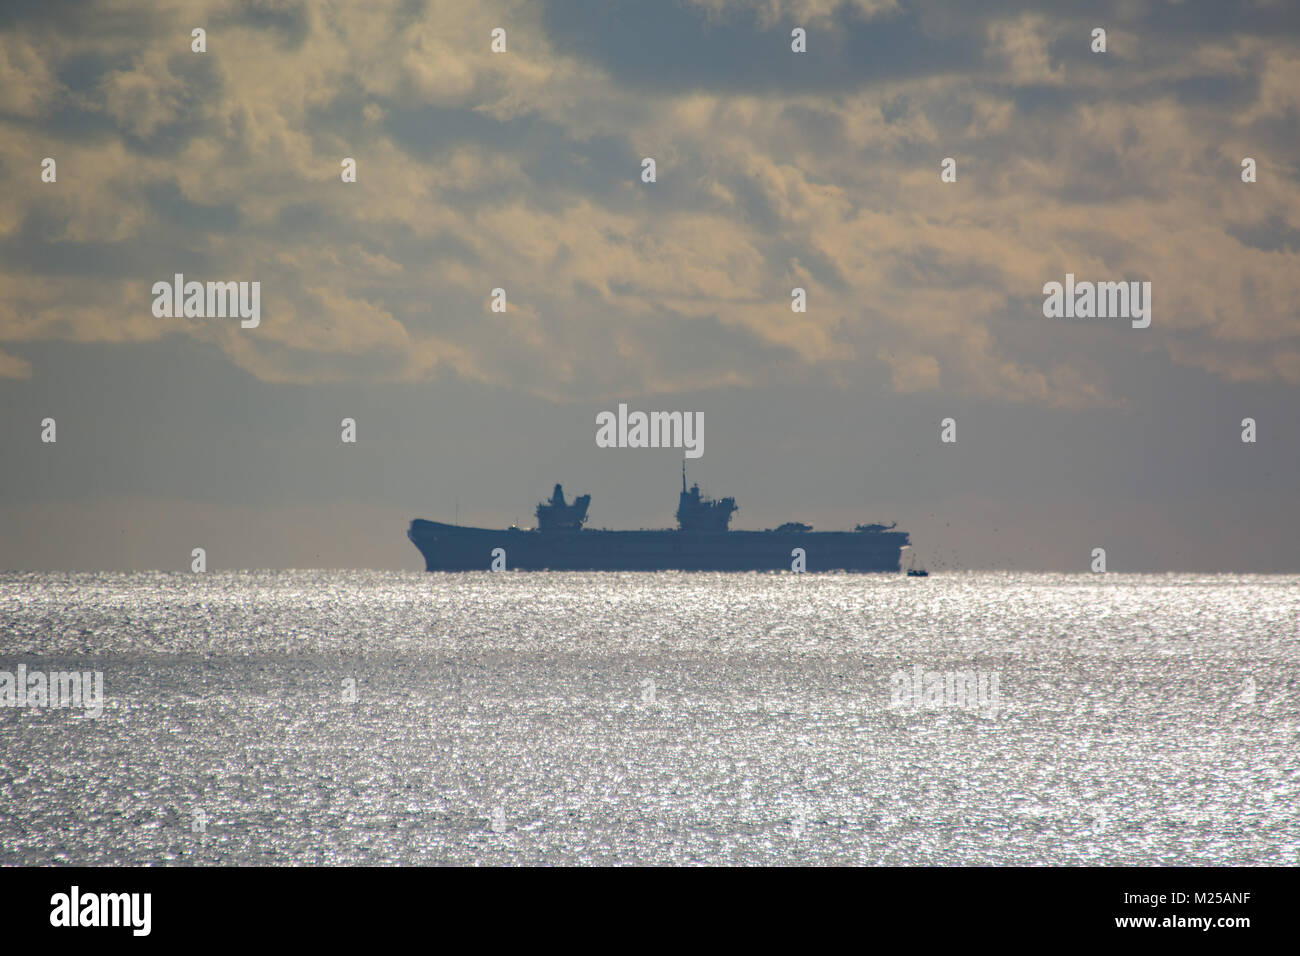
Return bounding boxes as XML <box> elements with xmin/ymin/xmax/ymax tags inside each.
<box><xmin>407</xmin><ymin>520</ymin><xmax>909</xmax><ymax>572</ymax></box>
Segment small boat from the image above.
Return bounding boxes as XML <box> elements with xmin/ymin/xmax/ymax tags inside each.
<box><xmin>904</xmin><ymin>548</ymin><xmax>929</xmax><ymax>576</ymax></box>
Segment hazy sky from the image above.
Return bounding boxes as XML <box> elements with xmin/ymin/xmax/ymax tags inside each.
<box><xmin>2</xmin><ymin>0</ymin><xmax>1298</xmax><ymax>572</ymax></box>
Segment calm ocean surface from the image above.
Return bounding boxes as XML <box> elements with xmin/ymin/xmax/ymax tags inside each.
<box><xmin>1</xmin><ymin>570</ymin><xmax>1297</xmax><ymax>866</ymax></box>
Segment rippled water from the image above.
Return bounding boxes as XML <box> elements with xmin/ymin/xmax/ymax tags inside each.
<box><xmin>1</xmin><ymin>571</ymin><xmax>1297</xmax><ymax>865</ymax></box>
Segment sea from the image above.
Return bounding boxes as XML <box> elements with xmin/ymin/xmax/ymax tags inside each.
<box><xmin>1</xmin><ymin>570</ymin><xmax>1297</xmax><ymax>866</ymax></box>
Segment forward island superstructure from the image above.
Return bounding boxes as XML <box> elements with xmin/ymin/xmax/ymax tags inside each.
<box><xmin>408</xmin><ymin>468</ymin><xmax>909</xmax><ymax>572</ymax></box>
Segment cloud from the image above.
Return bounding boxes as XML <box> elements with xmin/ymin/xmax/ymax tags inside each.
<box><xmin>986</xmin><ymin>14</ymin><xmax>1065</xmax><ymax>86</ymax></box>
<box><xmin>687</xmin><ymin>0</ymin><xmax>902</xmax><ymax>29</ymax></box>
<box><xmin>0</xmin><ymin>31</ymin><xmax>56</xmax><ymax>117</ymax></box>
<box><xmin>0</xmin><ymin>0</ymin><xmax>1297</xmax><ymax>407</ymax></box>
<box><xmin>0</xmin><ymin>347</ymin><xmax>31</xmax><ymax>378</ymax></box>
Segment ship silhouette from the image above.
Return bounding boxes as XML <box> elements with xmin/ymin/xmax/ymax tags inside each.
<box><xmin>408</xmin><ymin>465</ymin><xmax>910</xmax><ymax>572</ymax></box>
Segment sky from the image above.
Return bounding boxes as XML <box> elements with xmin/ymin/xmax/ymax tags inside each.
<box><xmin>1</xmin><ymin>0</ymin><xmax>1298</xmax><ymax>572</ymax></box>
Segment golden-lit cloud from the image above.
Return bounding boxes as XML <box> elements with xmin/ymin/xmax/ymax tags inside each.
<box><xmin>1</xmin><ymin>0</ymin><xmax>1297</xmax><ymax>406</ymax></box>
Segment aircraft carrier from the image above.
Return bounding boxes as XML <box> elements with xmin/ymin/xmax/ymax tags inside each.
<box><xmin>407</xmin><ymin>467</ymin><xmax>910</xmax><ymax>572</ymax></box>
